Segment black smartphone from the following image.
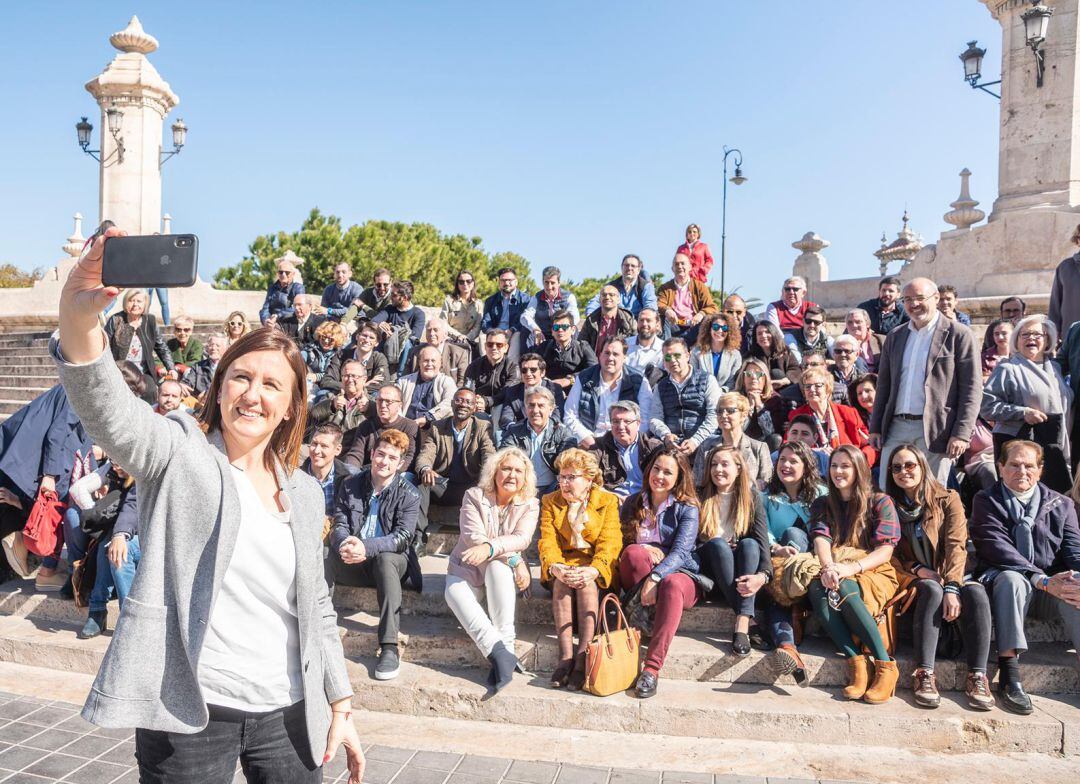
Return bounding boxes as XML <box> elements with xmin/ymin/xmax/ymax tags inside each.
<box><xmin>102</xmin><ymin>234</ymin><xmax>199</xmax><ymax>288</ymax></box>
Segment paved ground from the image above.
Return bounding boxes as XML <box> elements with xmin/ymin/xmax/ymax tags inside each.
<box><xmin>0</xmin><ymin>692</ymin><xmax>857</xmax><ymax>784</ymax></box>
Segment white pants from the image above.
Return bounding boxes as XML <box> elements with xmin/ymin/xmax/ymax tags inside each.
<box><xmin>880</xmin><ymin>417</ymin><xmax>954</xmax><ymax>485</ymax></box>
<box><xmin>444</xmin><ymin>560</ymin><xmax>518</xmax><ymax>658</ymax></box>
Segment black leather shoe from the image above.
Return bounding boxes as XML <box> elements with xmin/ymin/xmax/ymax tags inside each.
<box><xmin>635</xmin><ymin>670</ymin><xmax>658</xmax><ymax>699</ymax></box>
<box><xmin>997</xmin><ymin>680</ymin><xmax>1034</xmax><ymax>715</ymax></box>
<box><xmin>732</xmin><ymin>632</ymin><xmax>751</xmax><ymax>657</ymax></box>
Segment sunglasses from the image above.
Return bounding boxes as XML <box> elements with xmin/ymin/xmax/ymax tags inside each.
<box><xmin>783</xmin><ymin>286</ymin><xmax>802</xmax><ymax>293</ymax></box>
<box><xmin>552</xmin><ymin>324</ymin><xmax>572</xmax><ymax>332</ymax></box>
<box><xmin>174</xmin><ymin>327</ymin><xmax>192</xmax><ymax>333</ymax></box>
<box><xmin>833</xmin><ymin>348</ymin><xmax>854</xmax><ymax>355</ymax></box>
<box><xmin>804</xmin><ymin>319</ymin><xmax>823</xmax><ymax>327</ymax></box>
<box><xmin>277</xmin><ymin>270</ymin><xmax>292</xmax><ymax>276</ymax></box>
<box><xmin>743</xmin><ymin>370</ymin><xmax>766</xmax><ymax>379</ymax></box>
<box><xmin>521</xmin><ymin>366</ymin><xmax>541</xmax><ymax>374</ymax></box>
<box><xmin>488</xmin><ymin>342</ymin><xmax>508</xmax><ymax>349</ymax></box>
<box><xmin>711</xmin><ymin>323</ymin><xmax>729</xmax><ymax>332</ymax></box>
<box><xmin>663</xmin><ymin>353</ymin><xmax>684</xmax><ymax>361</ymax></box>
<box><xmin>458</xmin><ymin>278</ymin><xmax>473</xmax><ymax>284</ymax></box>
<box><xmin>717</xmin><ymin>407</ymin><xmax>740</xmax><ymax>415</ymax></box>
<box><xmin>890</xmin><ymin>461</ymin><xmax>919</xmax><ymax>475</ymax></box>
<box><xmin>228</xmin><ymin>321</ymin><xmax>244</xmax><ymax>327</ymax></box>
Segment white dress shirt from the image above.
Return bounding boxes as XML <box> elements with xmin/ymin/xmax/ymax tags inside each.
<box><xmin>627</xmin><ymin>335</ymin><xmax>663</xmax><ymax>372</ymax></box>
<box><xmin>895</xmin><ymin>313</ymin><xmax>939</xmax><ymax>417</ymax></box>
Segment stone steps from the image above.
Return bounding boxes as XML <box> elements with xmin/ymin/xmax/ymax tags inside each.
<box><xmin>347</xmin><ymin>659</ymin><xmax>1080</xmax><ymax>756</ymax></box>
<box><xmin>0</xmin><ymin>375</ymin><xmax>57</xmax><ymax>389</ymax></box>
<box><xmin>0</xmin><ymin>386</ymin><xmax>52</xmax><ymax>401</ymax></box>
<box><xmin>0</xmin><ymin>399</ymin><xmax>30</xmax><ymax>416</ymax></box>
<box><xmin>0</xmin><ymin>347</ymin><xmax>51</xmax><ymax>358</ymax></box>
<box><xmin>0</xmin><ymin>364</ymin><xmax>58</xmax><ymax>378</ymax></box>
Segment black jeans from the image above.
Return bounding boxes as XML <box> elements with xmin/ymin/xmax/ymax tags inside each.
<box><xmin>328</xmin><ymin>549</ymin><xmax>408</xmax><ymax>644</ymax></box>
<box><xmin>910</xmin><ymin>578</ymin><xmax>992</xmax><ymax>672</ymax></box>
<box><xmin>697</xmin><ymin>537</ymin><xmax>763</xmax><ymax>617</ymax></box>
<box><xmin>135</xmin><ymin>701</ymin><xmax>319</xmax><ymax>783</ymax></box>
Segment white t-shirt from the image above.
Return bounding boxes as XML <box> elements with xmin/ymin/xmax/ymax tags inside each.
<box><xmin>198</xmin><ymin>465</ymin><xmax>303</xmax><ymax>711</ymax></box>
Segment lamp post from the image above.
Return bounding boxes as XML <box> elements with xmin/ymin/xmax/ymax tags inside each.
<box><xmin>960</xmin><ymin>1</ymin><xmax>1053</xmax><ymax>98</ymax></box>
<box><xmin>720</xmin><ymin>146</ymin><xmax>747</xmax><ymax>296</ymax></box>
<box><xmin>74</xmin><ymin>114</ymin><xmax>188</xmax><ymax>167</ymax></box>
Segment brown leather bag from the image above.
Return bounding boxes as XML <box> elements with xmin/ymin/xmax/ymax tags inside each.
<box><xmin>583</xmin><ymin>593</ymin><xmax>642</xmax><ymax>697</ymax></box>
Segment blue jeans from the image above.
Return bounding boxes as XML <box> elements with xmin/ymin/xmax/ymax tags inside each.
<box><xmin>89</xmin><ymin>535</ymin><xmax>141</xmax><ymax>613</ymax></box>
<box><xmin>764</xmin><ymin>526</ymin><xmax>810</xmax><ymax>647</ymax></box>
<box><xmin>151</xmin><ymin>288</ymin><xmax>170</xmax><ymax>325</ymax></box>
<box><xmin>135</xmin><ymin>700</ymin><xmax>319</xmax><ymax>783</ymax></box>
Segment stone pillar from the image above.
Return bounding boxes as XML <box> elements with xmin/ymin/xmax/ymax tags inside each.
<box><xmin>982</xmin><ymin>0</ymin><xmax>1080</xmax><ymax>218</ymax></box>
<box><xmin>792</xmin><ymin>232</ymin><xmax>830</xmax><ymax>300</ymax></box>
<box><xmin>84</xmin><ymin>17</ymin><xmax>179</xmax><ymax>236</ymax></box>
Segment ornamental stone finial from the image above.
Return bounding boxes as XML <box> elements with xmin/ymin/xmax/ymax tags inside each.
<box><xmin>792</xmin><ymin>231</ymin><xmax>830</xmax><ymax>284</ymax></box>
<box><xmin>943</xmin><ymin>168</ymin><xmax>985</xmax><ymax>231</ymax></box>
<box><xmin>62</xmin><ymin>213</ymin><xmax>85</xmax><ymax>258</ymax></box>
<box><xmin>109</xmin><ymin>15</ymin><xmax>159</xmax><ymax>55</ymax></box>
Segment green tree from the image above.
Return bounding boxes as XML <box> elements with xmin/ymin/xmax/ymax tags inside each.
<box><xmin>214</xmin><ymin>209</ymin><xmax>536</xmax><ymax>306</ymax></box>
<box><xmin>0</xmin><ymin>264</ymin><xmax>42</xmax><ymax>288</ymax></box>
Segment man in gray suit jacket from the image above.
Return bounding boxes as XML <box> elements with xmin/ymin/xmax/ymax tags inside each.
<box><xmin>868</xmin><ymin>277</ymin><xmax>982</xmax><ymax>483</ymax></box>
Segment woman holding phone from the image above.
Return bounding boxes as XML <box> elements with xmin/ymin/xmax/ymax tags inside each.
<box><xmin>56</xmin><ymin>228</ymin><xmax>364</xmax><ymax>783</ymax></box>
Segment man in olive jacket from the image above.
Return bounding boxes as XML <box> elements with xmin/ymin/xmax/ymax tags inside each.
<box><xmin>415</xmin><ymin>388</ymin><xmax>496</xmax><ymax>530</ymax></box>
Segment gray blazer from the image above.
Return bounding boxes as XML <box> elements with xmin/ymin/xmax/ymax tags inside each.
<box><xmin>868</xmin><ymin>316</ymin><xmax>982</xmax><ymax>453</ymax></box>
<box><xmin>53</xmin><ymin>342</ymin><xmax>352</xmax><ymax>763</ymax></box>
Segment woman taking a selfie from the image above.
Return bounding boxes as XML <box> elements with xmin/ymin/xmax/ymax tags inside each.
<box><xmin>55</xmin><ymin>229</ymin><xmax>363</xmax><ymax>783</ymax></box>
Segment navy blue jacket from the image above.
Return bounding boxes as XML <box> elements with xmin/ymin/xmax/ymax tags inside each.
<box><xmin>481</xmin><ymin>289</ymin><xmax>530</xmax><ymax>334</ymax></box>
<box><xmin>0</xmin><ymin>385</ymin><xmax>93</xmax><ymax>501</ymax></box>
<box><xmin>259</xmin><ymin>280</ymin><xmax>305</xmax><ymax>323</ymax></box>
<box><xmin>970</xmin><ymin>481</ymin><xmax>1080</xmax><ymax>578</ymax></box>
<box><xmin>622</xmin><ymin>497</ymin><xmax>707</xmax><ymax>588</ymax></box>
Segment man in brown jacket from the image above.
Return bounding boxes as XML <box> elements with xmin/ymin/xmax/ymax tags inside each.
<box><xmin>415</xmin><ymin>387</ymin><xmax>496</xmax><ymax>530</ymax></box>
<box><xmin>868</xmin><ymin>277</ymin><xmax>982</xmax><ymax>483</ymax></box>
<box><xmin>656</xmin><ymin>253</ymin><xmax>718</xmax><ymax>342</ymax></box>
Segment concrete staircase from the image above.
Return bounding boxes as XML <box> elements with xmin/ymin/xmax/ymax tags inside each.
<box><xmin>0</xmin><ymin>541</ymin><xmax>1077</xmax><ymax>762</ymax></box>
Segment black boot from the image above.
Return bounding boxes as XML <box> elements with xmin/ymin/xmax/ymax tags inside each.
<box><xmin>486</xmin><ymin>641</ymin><xmax>518</xmax><ymax>695</ymax></box>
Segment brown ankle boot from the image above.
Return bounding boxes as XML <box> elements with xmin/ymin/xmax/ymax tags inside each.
<box><xmin>863</xmin><ymin>659</ymin><xmax>899</xmax><ymax>704</ymax></box>
<box><xmin>842</xmin><ymin>655</ymin><xmax>871</xmax><ymax>700</ymax></box>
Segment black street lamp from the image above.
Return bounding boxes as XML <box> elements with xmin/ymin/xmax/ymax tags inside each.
<box><xmin>1021</xmin><ymin>1</ymin><xmax>1053</xmax><ymax>87</ymax></box>
<box><xmin>720</xmin><ymin>146</ymin><xmax>747</xmax><ymax>296</ymax></box>
<box><xmin>959</xmin><ymin>41</ymin><xmax>1000</xmax><ymax>99</ymax></box>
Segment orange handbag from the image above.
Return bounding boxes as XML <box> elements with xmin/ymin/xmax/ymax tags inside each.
<box><xmin>583</xmin><ymin>593</ymin><xmax>642</xmax><ymax>697</ymax></box>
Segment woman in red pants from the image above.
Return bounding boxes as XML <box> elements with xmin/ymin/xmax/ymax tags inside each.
<box><xmin>618</xmin><ymin>446</ymin><xmax>705</xmax><ymax>698</ymax></box>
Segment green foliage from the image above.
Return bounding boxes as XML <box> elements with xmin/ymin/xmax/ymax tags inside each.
<box><xmin>0</xmin><ymin>264</ymin><xmax>42</xmax><ymax>288</ymax></box>
<box><xmin>214</xmin><ymin>209</ymin><xmax>537</xmax><ymax>305</ymax></box>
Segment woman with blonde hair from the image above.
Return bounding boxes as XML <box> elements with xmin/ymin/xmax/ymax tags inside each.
<box><xmin>104</xmin><ymin>287</ymin><xmax>175</xmax><ymax>402</ymax></box>
<box><xmin>537</xmin><ymin>448</ymin><xmax>622</xmax><ymax>690</ymax></box>
<box><xmin>696</xmin><ymin>446</ymin><xmax>771</xmax><ymax>656</ymax></box>
<box><xmin>222</xmin><ymin>310</ymin><xmax>252</xmax><ymax>345</ymax></box>
<box><xmin>692</xmin><ymin>312</ymin><xmax>742</xmax><ymax>392</ymax></box>
<box><xmin>445</xmin><ymin>448</ymin><xmax>539</xmax><ymax>695</ymax></box>
<box><xmin>808</xmin><ymin>445</ymin><xmax>901</xmax><ymax>704</ymax></box>
<box><xmin>693</xmin><ymin>392</ymin><xmax>772</xmax><ymax>488</ymax></box>
<box><xmin>737</xmin><ymin>357</ymin><xmax>785</xmax><ymax>452</ymax></box>
<box><xmin>304</xmin><ymin>320</ymin><xmax>348</xmax><ymax>382</ymax></box>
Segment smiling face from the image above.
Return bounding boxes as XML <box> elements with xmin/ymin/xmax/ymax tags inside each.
<box><xmin>672</xmin><ymin>254</ymin><xmax>691</xmax><ymax>280</ymax></box>
<box><xmin>716</xmin><ymin>403</ymin><xmax>744</xmax><ymax>433</ymax></box>
<box><xmin>525</xmin><ymin>394</ymin><xmax>553</xmax><ymax>430</ymax></box>
<box><xmin>755</xmin><ymin>324</ymin><xmax>774</xmax><ymax>351</ymax></box>
<box><xmin>206</xmin><ymin>336</ymin><xmax>227</xmax><ymax>362</ymax></box>
<box><xmin>782</xmin><ymin>280</ymin><xmax>804</xmax><ymax>308</ymax></box>
<box><xmin>901</xmin><ymin>279</ymin><xmax>939</xmax><ymax>327</ymax></box>
<box><xmin>355</xmin><ymin>326</ymin><xmax>378</xmax><ymax>354</ymax></box>
<box><xmin>686</xmin><ymin>225</ymin><xmax>700</xmax><ymax>243</ymax></box>
<box><xmin>938</xmin><ymin>290</ymin><xmax>958</xmax><ymax>316</ymax></box>
<box><xmin>599</xmin><ymin>285</ymin><xmax>620</xmax><ymax>313</ymax></box>
<box><xmin>637</xmin><ymin>309</ymin><xmax>659</xmax><ymax>339</ymax></box>
<box><xmin>801</xmin><ymin>375</ymin><xmax>830</xmax><ymax>409</ymax></box>
<box><xmin>226</xmin><ymin>315</ymin><xmax>246</xmax><ymax>338</ymax></box>
<box><xmin>600</xmin><ymin>340</ymin><xmax>625</xmax><ymax>377</ymax></box>
<box><xmin>663</xmin><ymin>344</ymin><xmax>690</xmax><ymax>379</ymax></box>
<box><xmin>371</xmin><ymin>441</ymin><xmax>404</xmax><ymax>482</ymax></box>
<box><xmin>845</xmin><ymin>312</ymin><xmax>869</xmax><ymax>341</ymax></box>
<box><xmin>776</xmin><ymin>446</ymin><xmax>806</xmax><ymax>487</ymax></box>
<box><xmin>293</xmin><ymin>295</ymin><xmax>311</xmax><ymax>320</ymax></box>
<box><xmin>425</xmin><ymin>319</ymin><xmax>447</xmax><ymax>347</ymax></box>
<box><xmin>709</xmin><ymin>449</ymin><xmax>739</xmax><ymax>492</ymax></box>
<box><xmin>218</xmin><ymin>350</ymin><xmax>297</xmax><ymax>450</ymax></box>
<box><xmin>309</xmin><ymin>432</ymin><xmax>342</xmax><ymax>471</ymax></box>
<box><xmin>889</xmin><ymin>448</ymin><xmax>922</xmax><ymax>494</ymax></box>
<box><xmin>375</xmin><ymin>386</ymin><xmax>403</xmax><ymax>425</ymax></box>
<box><xmin>451</xmin><ymin>389</ymin><xmax>476</xmax><ymax>423</ymax></box>
<box><xmin>610</xmin><ymin>406</ymin><xmax>640</xmax><ymax>447</ymax></box>
<box><xmin>340</xmin><ymin>361</ymin><xmax>365</xmax><ymax>398</ymax></box>
<box><xmin>855</xmin><ymin>380</ymin><xmax>876</xmax><ymax>412</ymax></box>
<box><xmin>543</xmin><ymin>275</ymin><xmax>561</xmax><ymax>298</ymax></box>
<box><xmin>519</xmin><ymin>357</ymin><xmax>544</xmax><ymax>387</ymax></box>
<box><xmin>372</xmin><ymin>273</ymin><xmax>391</xmax><ymax>299</ymax></box>
<box><xmin>621</xmin><ymin>256</ymin><xmax>641</xmax><ymax>282</ymax></box>
<box><xmin>829</xmin><ymin>451</ymin><xmax>856</xmax><ymax>493</ymax></box>
<box><xmin>832</xmin><ymin>342</ymin><xmax>855</xmax><ymax>371</ymax></box>
<box><xmin>1018</xmin><ymin>323</ymin><xmax>1048</xmax><ymax>361</ymax></box>
<box><xmin>551</xmin><ymin>317</ymin><xmax>574</xmax><ymax>347</ymax></box>
<box><xmin>648</xmin><ymin>454</ymin><xmax>680</xmax><ymax>496</ymax></box>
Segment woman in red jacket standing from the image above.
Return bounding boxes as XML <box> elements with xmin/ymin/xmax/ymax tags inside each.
<box><xmin>677</xmin><ymin>224</ymin><xmax>714</xmax><ymax>284</ymax></box>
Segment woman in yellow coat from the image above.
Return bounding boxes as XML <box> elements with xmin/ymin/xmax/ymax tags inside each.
<box><xmin>538</xmin><ymin>448</ymin><xmax>623</xmax><ymax>690</ymax></box>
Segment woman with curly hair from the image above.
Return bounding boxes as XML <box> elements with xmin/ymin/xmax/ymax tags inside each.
<box><xmin>808</xmin><ymin>445</ymin><xmax>901</xmax><ymax>704</ymax></box>
<box><xmin>304</xmin><ymin>320</ymin><xmax>348</xmax><ymax>379</ymax></box>
<box><xmin>537</xmin><ymin>448</ymin><xmax>622</xmax><ymax>690</ymax></box>
<box><xmin>222</xmin><ymin>310</ymin><xmax>252</xmax><ymax>346</ymax></box>
<box><xmin>696</xmin><ymin>446</ymin><xmax>771</xmax><ymax>656</ymax></box>
<box><xmin>618</xmin><ymin>447</ymin><xmax>704</xmax><ymax>698</ymax></box>
<box><xmin>445</xmin><ymin>447</ymin><xmax>539</xmax><ymax>695</ymax></box>
<box><xmin>692</xmin><ymin>312</ymin><xmax>742</xmax><ymax>393</ymax></box>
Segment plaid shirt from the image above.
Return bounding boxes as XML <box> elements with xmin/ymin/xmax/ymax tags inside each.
<box><xmin>809</xmin><ymin>494</ymin><xmax>900</xmax><ymax>548</ymax></box>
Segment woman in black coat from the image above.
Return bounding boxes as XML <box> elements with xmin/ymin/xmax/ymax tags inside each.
<box><xmin>104</xmin><ymin>288</ymin><xmax>174</xmax><ymax>403</ymax></box>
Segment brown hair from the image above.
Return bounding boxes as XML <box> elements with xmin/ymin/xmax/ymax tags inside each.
<box><xmin>553</xmin><ymin>448</ymin><xmax>604</xmax><ymax>489</ymax></box>
<box><xmin>998</xmin><ymin>438</ymin><xmax>1044</xmax><ymax>467</ymax></box>
<box><xmin>621</xmin><ymin>447</ymin><xmax>699</xmax><ymax>543</ymax></box>
<box><xmin>698</xmin><ymin>446</ymin><xmax>755</xmax><ymax>540</ymax></box>
<box><xmin>1071</xmin><ymin>223</ymin><xmax>1080</xmax><ymax>246</ymax></box>
<box><xmin>824</xmin><ymin>445</ymin><xmax>876</xmax><ymax>549</ymax></box>
<box><xmin>197</xmin><ymin>326</ymin><xmax>308</xmax><ymax>473</ymax></box>
<box><xmin>765</xmin><ymin>441</ymin><xmax>823</xmax><ymax>507</ymax></box>
<box><xmin>696</xmin><ymin>312</ymin><xmax>741</xmax><ymax>353</ymax></box>
<box><xmin>882</xmin><ymin>443</ymin><xmax>946</xmax><ymax>533</ymax></box>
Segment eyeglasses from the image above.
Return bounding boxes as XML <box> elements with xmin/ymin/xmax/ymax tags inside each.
<box><xmin>742</xmin><ymin>370</ymin><xmax>766</xmax><ymax>379</ymax></box>
<box><xmin>557</xmin><ymin>474</ymin><xmax>585</xmax><ymax>484</ymax></box>
<box><xmin>890</xmin><ymin>461</ymin><xmax>918</xmax><ymax>475</ymax></box>
<box><xmin>341</xmin><ymin>373</ymin><xmax>365</xmax><ymax>380</ymax></box>
<box><xmin>803</xmin><ymin>382</ymin><xmax>827</xmax><ymax>391</ymax></box>
<box><xmin>710</xmin><ymin>323</ymin><xmax>729</xmax><ymax>332</ymax></box>
<box><xmin>717</xmin><ymin>407</ymin><xmax>740</xmax><ymax>415</ymax></box>
<box><xmin>552</xmin><ymin>324</ymin><xmax>572</xmax><ymax>332</ymax></box>
<box><xmin>376</xmin><ymin>398</ymin><xmax>402</xmax><ymax>406</ymax></box>
<box><xmin>457</xmin><ymin>278</ymin><xmax>474</xmax><ymax>284</ymax></box>
<box><xmin>174</xmin><ymin>327</ymin><xmax>192</xmax><ymax>333</ymax></box>
<box><xmin>1019</xmin><ymin>331</ymin><xmax>1046</xmax><ymax>340</ymax></box>
<box><xmin>487</xmin><ymin>342</ymin><xmax>507</xmax><ymax>350</ymax></box>
<box><xmin>901</xmin><ymin>294</ymin><xmax>936</xmax><ymax>305</ymax></box>
<box><xmin>521</xmin><ymin>366</ymin><xmax>541</xmax><ymax>374</ymax></box>
<box><xmin>783</xmin><ymin>286</ymin><xmax>802</xmax><ymax>293</ymax></box>
<box><xmin>804</xmin><ymin>319</ymin><xmax>823</xmax><ymax>327</ymax></box>
<box><xmin>612</xmin><ymin>418</ymin><xmax>639</xmax><ymax>426</ymax></box>
<box><xmin>833</xmin><ymin>348</ymin><xmax>854</xmax><ymax>355</ymax></box>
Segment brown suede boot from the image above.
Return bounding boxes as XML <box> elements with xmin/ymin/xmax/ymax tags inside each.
<box><xmin>863</xmin><ymin>659</ymin><xmax>899</xmax><ymax>704</ymax></box>
<box><xmin>842</xmin><ymin>655</ymin><xmax>871</xmax><ymax>700</ymax></box>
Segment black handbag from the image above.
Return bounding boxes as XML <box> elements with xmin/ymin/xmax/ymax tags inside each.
<box><xmin>936</xmin><ymin>619</ymin><xmax>964</xmax><ymax>660</ymax></box>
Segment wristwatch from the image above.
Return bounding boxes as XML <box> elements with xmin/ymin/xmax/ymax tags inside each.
<box><xmin>648</xmin><ymin>572</ymin><xmax>662</xmax><ymax>584</ymax></box>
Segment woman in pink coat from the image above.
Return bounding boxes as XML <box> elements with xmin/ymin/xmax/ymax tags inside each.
<box><xmin>444</xmin><ymin>447</ymin><xmax>539</xmax><ymax>695</ymax></box>
<box><xmin>676</xmin><ymin>223</ymin><xmax>715</xmax><ymax>283</ymax></box>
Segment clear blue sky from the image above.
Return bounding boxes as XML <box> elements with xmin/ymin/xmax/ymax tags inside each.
<box><xmin>0</xmin><ymin>1</ymin><xmax>1002</xmax><ymax>304</ymax></box>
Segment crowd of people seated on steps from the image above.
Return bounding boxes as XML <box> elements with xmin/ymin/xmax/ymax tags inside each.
<box><xmin>2</xmin><ymin>221</ymin><xmax>1080</xmax><ymax>713</ymax></box>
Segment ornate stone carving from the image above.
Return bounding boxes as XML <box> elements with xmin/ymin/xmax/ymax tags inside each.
<box><xmin>792</xmin><ymin>231</ymin><xmax>830</xmax><ymax>284</ymax></box>
<box><xmin>943</xmin><ymin>168</ymin><xmax>986</xmax><ymax>231</ymax></box>
<box><xmin>874</xmin><ymin>211</ymin><xmax>924</xmax><ymax>275</ymax></box>
<box><xmin>62</xmin><ymin>213</ymin><xmax>85</xmax><ymax>258</ymax></box>
<box><xmin>109</xmin><ymin>16</ymin><xmax>159</xmax><ymax>55</ymax></box>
